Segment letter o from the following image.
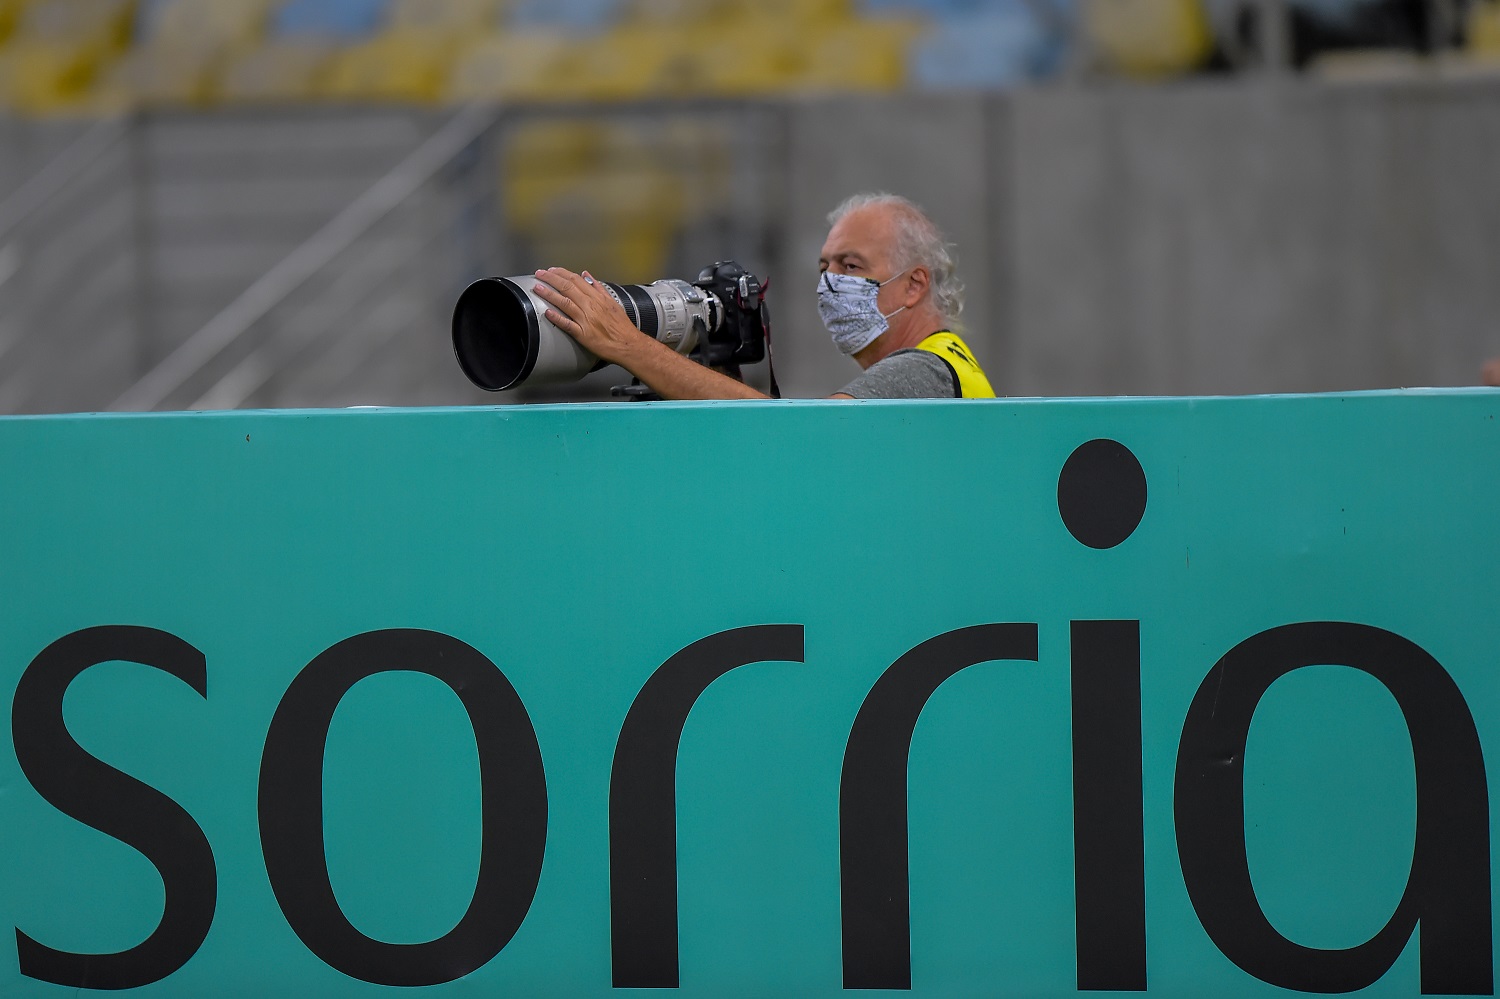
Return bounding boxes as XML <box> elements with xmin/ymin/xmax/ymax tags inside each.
<box><xmin>258</xmin><ymin>629</ymin><xmax>546</xmax><ymax>986</ymax></box>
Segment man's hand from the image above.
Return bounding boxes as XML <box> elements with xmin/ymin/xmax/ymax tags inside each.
<box><xmin>530</xmin><ymin>267</ymin><xmax>643</xmax><ymax>365</ymax></box>
<box><xmin>527</xmin><ymin>264</ymin><xmax>768</xmax><ymax>401</ymax></box>
<box><xmin>1483</xmin><ymin>356</ymin><xmax>1500</xmax><ymax>388</ymax></box>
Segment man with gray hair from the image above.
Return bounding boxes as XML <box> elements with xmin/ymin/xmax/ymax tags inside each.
<box><xmin>530</xmin><ymin>191</ymin><xmax>994</xmax><ymax>399</ymax></box>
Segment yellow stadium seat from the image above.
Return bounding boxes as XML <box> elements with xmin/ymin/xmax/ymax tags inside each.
<box><xmin>452</xmin><ymin>27</ymin><xmax>682</xmax><ymax>105</ymax></box>
<box><xmin>528</xmin><ymin>169</ymin><xmax>683</xmax><ymax>278</ymax></box>
<box><xmin>148</xmin><ymin>0</ymin><xmax>270</xmax><ymax>50</ymax></box>
<box><xmin>88</xmin><ymin>43</ymin><xmax>218</xmax><ymax>106</ymax></box>
<box><xmin>555</xmin><ymin>25</ymin><xmax>695</xmax><ymax>101</ymax></box>
<box><xmin>16</xmin><ymin>0</ymin><xmax>133</xmax><ymax>49</ymax></box>
<box><xmin>740</xmin><ymin>0</ymin><xmax>851</xmax><ymax>24</ymax></box>
<box><xmin>386</xmin><ymin>0</ymin><xmax>502</xmax><ymax>34</ymax></box>
<box><xmin>0</xmin><ymin>0</ymin><xmax>28</xmax><ymax>44</ymax></box>
<box><xmin>321</xmin><ymin>28</ymin><xmax>458</xmax><ymax>104</ymax></box>
<box><xmin>796</xmin><ymin>16</ymin><xmax>919</xmax><ymax>93</ymax></box>
<box><xmin>624</xmin><ymin>0</ymin><xmax>846</xmax><ymax>27</ymax></box>
<box><xmin>623</xmin><ymin>0</ymin><xmax>732</xmax><ymax>25</ymax></box>
<box><xmin>214</xmin><ymin>39</ymin><xmax>335</xmax><ymax>103</ymax></box>
<box><xmin>502</xmin><ymin>119</ymin><xmax>730</xmax><ymax>281</ymax></box>
<box><xmin>1470</xmin><ymin>0</ymin><xmax>1500</xmax><ymax>56</ymax></box>
<box><xmin>0</xmin><ymin>40</ymin><xmax>101</xmax><ymax>111</ymax></box>
<box><xmin>443</xmin><ymin>31</ymin><xmax>577</xmax><ymax>103</ymax></box>
<box><xmin>1081</xmin><ymin>0</ymin><xmax>1213</xmax><ymax>77</ymax></box>
<box><xmin>0</xmin><ymin>0</ymin><xmax>134</xmax><ymax>112</ymax></box>
<box><xmin>686</xmin><ymin>29</ymin><xmax>808</xmax><ymax>97</ymax></box>
<box><xmin>503</xmin><ymin>120</ymin><xmax>606</xmax><ymax>233</ymax></box>
<box><xmin>1308</xmin><ymin>48</ymin><xmax>1426</xmax><ymax>82</ymax></box>
<box><xmin>83</xmin><ymin>0</ymin><xmax>271</xmax><ymax>108</ymax></box>
<box><xmin>632</xmin><ymin>4</ymin><xmax>882</xmax><ymax>97</ymax></box>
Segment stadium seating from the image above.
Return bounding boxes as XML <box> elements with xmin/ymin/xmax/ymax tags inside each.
<box><xmin>551</xmin><ymin>25</ymin><xmax>695</xmax><ymax>101</ymax></box>
<box><xmin>1471</xmin><ymin>0</ymin><xmax>1500</xmax><ymax>57</ymax></box>
<box><xmin>502</xmin><ymin>118</ymin><xmax>726</xmax><ymax>280</ymax></box>
<box><xmin>215</xmin><ymin>0</ymin><xmax>500</xmax><ymax>106</ymax></box>
<box><xmin>508</xmin><ymin>0</ymin><xmax>620</xmax><ymax>31</ymax></box>
<box><xmin>308</xmin><ymin>0</ymin><xmax>506</xmax><ymax>104</ymax></box>
<box><xmin>444</xmin><ymin>30</ymin><xmax>575</xmax><ymax>103</ymax></box>
<box><xmin>613</xmin><ymin>2</ymin><xmax>919</xmax><ymax>98</ymax></box>
<box><xmin>0</xmin><ymin>0</ymin><xmax>970</xmax><ymax>114</ymax></box>
<box><xmin>669</xmin><ymin>16</ymin><xmax>810</xmax><ymax>98</ymax></box>
<box><xmin>803</xmin><ymin>24</ymin><xmax>904</xmax><ymax>92</ymax></box>
<box><xmin>0</xmin><ymin>0</ymin><xmax>26</xmax><ymax>44</ymax></box>
<box><xmin>215</xmin><ymin>37</ymin><xmax>334</xmax><ymax>102</ymax></box>
<box><xmin>0</xmin><ymin>0</ymin><xmax>1268</xmax><ymax>115</ymax></box>
<box><xmin>444</xmin><ymin>1</ymin><xmax>919</xmax><ymax>105</ymax></box>
<box><xmin>216</xmin><ymin>0</ymin><xmax>375</xmax><ymax>105</ymax></box>
<box><xmin>321</xmin><ymin>28</ymin><xmax>455</xmax><ymax>103</ymax></box>
<box><xmin>0</xmin><ymin>0</ymin><xmax>136</xmax><ymax>112</ymax></box>
<box><xmin>146</xmin><ymin>0</ymin><xmax>270</xmax><ymax>48</ymax></box>
<box><xmin>272</xmin><ymin>0</ymin><xmax>384</xmax><ymax>38</ymax></box>
<box><xmin>908</xmin><ymin>6</ymin><xmax>1049</xmax><ymax>88</ymax></box>
<box><xmin>385</xmin><ymin>0</ymin><xmax>499</xmax><ymax>32</ymax></box>
<box><xmin>1079</xmin><ymin>0</ymin><xmax>1212</xmax><ymax>77</ymax></box>
<box><xmin>91</xmin><ymin>0</ymin><xmax>271</xmax><ymax>108</ymax></box>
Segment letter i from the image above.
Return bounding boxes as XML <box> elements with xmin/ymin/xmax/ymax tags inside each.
<box><xmin>1071</xmin><ymin>620</ymin><xmax>1146</xmax><ymax>991</ymax></box>
<box><xmin>1057</xmin><ymin>438</ymin><xmax>1150</xmax><ymax>990</ymax></box>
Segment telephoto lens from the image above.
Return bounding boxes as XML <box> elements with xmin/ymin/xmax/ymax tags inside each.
<box><xmin>452</xmin><ymin>274</ymin><xmax>721</xmax><ymax>391</ymax></box>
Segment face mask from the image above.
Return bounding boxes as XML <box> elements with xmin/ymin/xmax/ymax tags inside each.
<box><xmin>817</xmin><ymin>270</ymin><xmax>908</xmax><ymax>355</ymax></box>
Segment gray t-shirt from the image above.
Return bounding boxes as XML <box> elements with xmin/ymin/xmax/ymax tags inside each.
<box><xmin>836</xmin><ymin>348</ymin><xmax>960</xmax><ymax>399</ymax></box>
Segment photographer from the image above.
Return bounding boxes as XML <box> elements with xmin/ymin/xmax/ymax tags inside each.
<box><xmin>530</xmin><ymin>192</ymin><xmax>995</xmax><ymax>401</ymax></box>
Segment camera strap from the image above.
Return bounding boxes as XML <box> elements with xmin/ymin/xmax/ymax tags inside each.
<box><xmin>758</xmin><ymin>278</ymin><xmax>780</xmax><ymax>399</ymax></box>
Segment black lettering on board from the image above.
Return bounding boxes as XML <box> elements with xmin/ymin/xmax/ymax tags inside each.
<box><xmin>1175</xmin><ymin>622</ymin><xmax>1491</xmax><ymax>994</ymax></box>
<box><xmin>258</xmin><ymin>629</ymin><xmax>546</xmax><ymax>986</ymax></box>
<box><xmin>609</xmin><ymin>624</ymin><xmax>805</xmax><ymax>989</ymax></box>
<box><xmin>840</xmin><ymin>624</ymin><xmax>1040</xmax><ymax>990</ymax></box>
<box><xmin>11</xmin><ymin>626</ymin><xmax>217</xmax><ymax>990</ymax></box>
<box><xmin>1071</xmin><ymin>620</ymin><xmax>1147</xmax><ymax>991</ymax></box>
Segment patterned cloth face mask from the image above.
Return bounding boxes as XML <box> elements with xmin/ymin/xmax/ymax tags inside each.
<box><xmin>817</xmin><ymin>269</ymin><xmax>909</xmax><ymax>355</ymax></box>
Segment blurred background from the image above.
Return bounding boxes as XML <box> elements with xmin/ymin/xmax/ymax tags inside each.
<box><xmin>0</xmin><ymin>0</ymin><xmax>1497</xmax><ymax>410</ymax></box>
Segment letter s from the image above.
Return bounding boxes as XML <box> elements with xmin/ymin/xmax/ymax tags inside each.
<box><xmin>11</xmin><ymin>626</ymin><xmax>216</xmax><ymax>990</ymax></box>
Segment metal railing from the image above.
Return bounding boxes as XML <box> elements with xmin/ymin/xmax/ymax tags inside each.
<box><xmin>110</xmin><ymin>103</ymin><xmax>500</xmax><ymax>412</ymax></box>
<box><xmin>0</xmin><ymin>117</ymin><xmax>137</xmax><ymax>414</ymax></box>
<box><xmin>0</xmin><ymin>117</ymin><xmax>129</xmax><ymax>244</ymax></box>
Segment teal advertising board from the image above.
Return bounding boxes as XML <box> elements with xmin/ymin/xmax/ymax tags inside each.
<box><xmin>0</xmin><ymin>391</ymin><xmax>1496</xmax><ymax>997</ymax></box>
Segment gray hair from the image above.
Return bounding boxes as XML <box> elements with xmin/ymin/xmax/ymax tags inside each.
<box><xmin>827</xmin><ymin>192</ymin><xmax>965</xmax><ymax>329</ymax></box>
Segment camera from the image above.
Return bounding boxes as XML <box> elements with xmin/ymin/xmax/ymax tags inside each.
<box><xmin>452</xmin><ymin>261</ymin><xmax>770</xmax><ymax>394</ymax></box>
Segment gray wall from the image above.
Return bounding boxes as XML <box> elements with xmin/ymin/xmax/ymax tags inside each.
<box><xmin>0</xmin><ymin>118</ymin><xmax>90</xmax><ymax>196</ymax></box>
<box><xmin>1007</xmin><ymin>78</ymin><xmax>1500</xmax><ymax>396</ymax></box>
<box><xmin>0</xmin><ymin>120</ymin><xmax>138</xmax><ymax>414</ymax></box>
<box><xmin>2</xmin><ymin>78</ymin><xmax>1498</xmax><ymax>413</ymax></box>
<box><xmin>136</xmin><ymin>108</ymin><xmax>440</xmax><ymax>358</ymax></box>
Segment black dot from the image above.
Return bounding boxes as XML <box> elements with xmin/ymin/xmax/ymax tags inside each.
<box><xmin>1058</xmin><ymin>439</ymin><xmax>1147</xmax><ymax>549</ymax></box>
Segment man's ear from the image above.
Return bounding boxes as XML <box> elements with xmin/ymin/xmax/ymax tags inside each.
<box><xmin>903</xmin><ymin>266</ymin><xmax>931</xmax><ymax>309</ymax></box>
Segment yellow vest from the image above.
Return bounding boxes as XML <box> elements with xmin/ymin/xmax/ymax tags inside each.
<box><xmin>916</xmin><ymin>331</ymin><xmax>996</xmax><ymax>399</ymax></box>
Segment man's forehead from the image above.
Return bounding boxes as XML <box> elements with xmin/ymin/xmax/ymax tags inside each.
<box><xmin>820</xmin><ymin>206</ymin><xmax>894</xmax><ymax>261</ymax></box>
